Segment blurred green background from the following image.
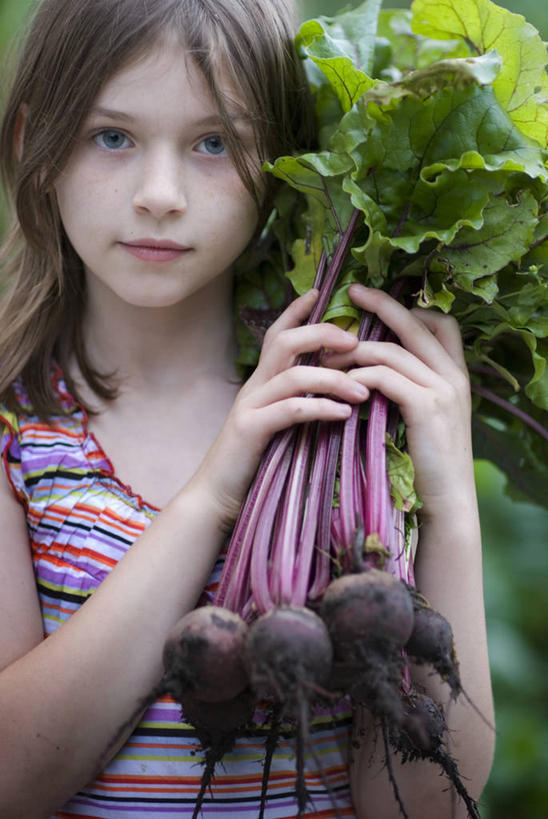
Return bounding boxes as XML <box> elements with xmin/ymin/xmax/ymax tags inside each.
<box><xmin>1</xmin><ymin>0</ymin><xmax>547</xmax><ymax>816</ymax></box>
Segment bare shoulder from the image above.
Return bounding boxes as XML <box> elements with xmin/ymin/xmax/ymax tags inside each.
<box><xmin>0</xmin><ymin>463</ymin><xmax>43</xmax><ymax>670</ymax></box>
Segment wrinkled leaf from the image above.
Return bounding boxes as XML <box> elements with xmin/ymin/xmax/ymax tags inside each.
<box><xmin>472</xmin><ymin>415</ymin><xmax>548</xmax><ymax>507</ymax></box>
<box><xmin>386</xmin><ymin>435</ymin><xmax>422</xmax><ymax>513</ymax></box>
<box><xmin>375</xmin><ymin>8</ymin><xmax>469</xmax><ymax>79</ymax></box>
<box><xmin>296</xmin><ymin>0</ymin><xmax>382</xmax><ymax>111</ymax></box>
<box><xmin>411</xmin><ymin>0</ymin><xmax>548</xmax><ymax>147</ymax></box>
<box><xmin>438</xmin><ymin>188</ymin><xmax>539</xmax><ymax>293</ymax></box>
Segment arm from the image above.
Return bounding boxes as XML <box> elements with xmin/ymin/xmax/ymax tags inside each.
<box><xmin>325</xmin><ymin>285</ymin><xmax>495</xmax><ymax>819</ymax></box>
<box><xmin>0</xmin><ymin>291</ymin><xmax>369</xmax><ymax>818</ymax></box>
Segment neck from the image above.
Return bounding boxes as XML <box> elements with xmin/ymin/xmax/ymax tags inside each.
<box><xmin>78</xmin><ymin>271</ymin><xmax>238</xmax><ymax>396</ymax></box>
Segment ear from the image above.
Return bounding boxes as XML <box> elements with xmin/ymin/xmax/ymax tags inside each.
<box><xmin>14</xmin><ymin>103</ymin><xmax>29</xmax><ymax>161</ymax></box>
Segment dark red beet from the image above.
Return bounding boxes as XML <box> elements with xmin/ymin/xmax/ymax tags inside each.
<box><xmin>397</xmin><ymin>693</ymin><xmax>446</xmax><ymax>757</ymax></box>
<box><xmin>390</xmin><ymin>693</ymin><xmax>481</xmax><ymax>819</ymax></box>
<box><xmin>405</xmin><ymin>598</ymin><xmax>461</xmax><ymax>699</ymax></box>
<box><xmin>320</xmin><ymin>569</ymin><xmax>415</xmax><ymax>657</ymax></box>
<box><xmin>244</xmin><ymin>606</ymin><xmax>334</xmax><ymax>817</ymax></box>
<box><xmin>163</xmin><ymin>606</ymin><xmax>249</xmax><ymax>703</ymax></box>
<box><xmin>319</xmin><ymin>570</ymin><xmax>414</xmax><ymax>725</ymax></box>
<box><xmin>243</xmin><ymin>605</ymin><xmax>333</xmax><ymax>713</ymax></box>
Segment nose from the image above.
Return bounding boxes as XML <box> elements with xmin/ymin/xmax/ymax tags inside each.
<box><xmin>132</xmin><ymin>147</ymin><xmax>187</xmax><ymax>219</ymax></box>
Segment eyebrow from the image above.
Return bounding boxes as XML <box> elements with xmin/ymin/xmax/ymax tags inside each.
<box><xmin>87</xmin><ymin>106</ymin><xmax>251</xmax><ymax>128</ymax></box>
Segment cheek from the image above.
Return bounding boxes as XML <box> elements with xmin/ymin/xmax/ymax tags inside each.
<box><xmin>226</xmin><ymin>182</ymin><xmax>259</xmax><ymax>239</ymax></box>
<box><xmin>54</xmin><ymin>172</ymin><xmax>113</xmax><ymax>238</ymax></box>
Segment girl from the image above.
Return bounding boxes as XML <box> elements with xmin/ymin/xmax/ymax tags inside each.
<box><xmin>0</xmin><ymin>0</ymin><xmax>494</xmax><ymax>816</ymax></box>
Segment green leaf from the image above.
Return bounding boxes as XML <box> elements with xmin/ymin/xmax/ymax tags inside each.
<box><xmin>375</xmin><ymin>8</ymin><xmax>470</xmax><ymax>79</ymax></box>
<box><xmin>297</xmin><ymin>28</ymin><xmax>375</xmax><ymax>113</ymax></box>
<box><xmin>286</xmin><ymin>236</ymin><xmax>323</xmax><ymax>295</ymax></box>
<box><xmin>264</xmin><ymin>152</ymin><xmax>354</xmax><ymax>228</ymax></box>
<box><xmin>335</xmin><ymin>86</ymin><xmax>544</xmax><ymax>260</ymax></box>
<box><xmin>417</xmin><ymin>274</ymin><xmax>456</xmax><ymax>312</ymax></box>
<box><xmin>437</xmin><ymin>188</ymin><xmax>539</xmax><ymax>296</ymax></box>
<box><xmin>323</xmin><ymin>267</ymin><xmax>365</xmax><ymax>323</ymax></box>
<box><xmin>411</xmin><ymin>0</ymin><xmax>548</xmax><ymax>148</ymax></box>
<box><xmin>296</xmin><ymin>0</ymin><xmax>382</xmax><ymax>111</ymax></box>
<box><xmin>472</xmin><ymin>322</ymin><xmax>547</xmax><ymax>408</ymax></box>
<box><xmin>385</xmin><ymin>435</ymin><xmax>422</xmax><ymax>513</ymax></box>
<box><xmin>472</xmin><ymin>415</ymin><xmax>548</xmax><ymax>508</ymax></box>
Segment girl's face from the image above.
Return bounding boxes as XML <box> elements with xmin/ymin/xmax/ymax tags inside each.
<box><xmin>54</xmin><ymin>39</ymin><xmax>260</xmax><ymax>310</ymax></box>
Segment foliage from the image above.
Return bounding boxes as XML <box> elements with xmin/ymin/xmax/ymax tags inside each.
<box><xmin>236</xmin><ymin>0</ymin><xmax>548</xmax><ymax>511</ymax></box>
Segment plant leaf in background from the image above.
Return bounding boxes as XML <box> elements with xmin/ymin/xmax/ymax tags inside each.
<box><xmin>296</xmin><ymin>0</ymin><xmax>382</xmax><ymax>112</ymax></box>
<box><xmin>411</xmin><ymin>0</ymin><xmax>548</xmax><ymax>147</ymax></box>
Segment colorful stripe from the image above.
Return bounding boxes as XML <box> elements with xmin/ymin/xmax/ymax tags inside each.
<box><xmin>1</xmin><ymin>367</ymin><xmax>355</xmax><ymax>818</ymax></box>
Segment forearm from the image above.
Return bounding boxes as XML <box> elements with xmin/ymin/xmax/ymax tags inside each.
<box><xmin>0</xmin><ymin>482</ymin><xmax>226</xmax><ymax>818</ymax></box>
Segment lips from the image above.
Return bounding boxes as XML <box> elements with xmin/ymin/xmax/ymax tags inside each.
<box><xmin>119</xmin><ymin>238</ymin><xmax>192</xmax><ymax>262</ymax></box>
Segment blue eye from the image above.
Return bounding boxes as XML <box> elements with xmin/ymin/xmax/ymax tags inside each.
<box><xmin>199</xmin><ymin>135</ymin><xmax>227</xmax><ymax>156</ymax></box>
<box><xmin>94</xmin><ymin>129</ymin><xmax>131</xmax><ymax>150</ymax></box>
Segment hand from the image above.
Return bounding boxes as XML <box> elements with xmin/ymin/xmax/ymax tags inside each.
<box><xmin>191</xmin><ymin>290</ymin><xmax>370</xmax><ymax>526</ymax></box>
<box><xmin>323</xmin><ymin>284</ymin><xmax>475</xmax><ymax>518</ymax></box>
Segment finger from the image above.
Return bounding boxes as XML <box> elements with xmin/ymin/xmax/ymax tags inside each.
<box><xmin>257</xmin><ymin>321</ymin><xmax>358</xmax><ymax>383</ymax></box>
<box><xmin>340</xmin><ymin>365</ymin><xmax>424</xmax><ymax>419</ymax></box>
<box><xmin>266</xmin><ymin>288</ymin><xmax>320</xmax><ymax>335</ymax></box>
<box><xmin>249</xmin><ymin>365</ymin><xmax>369</xmax><ymax>408</ymax></box>
<box><xmin>348</xmin><ymin>284</ymin><xmax>460</xmax><ymax>376</ymax></box>
<box><xmin>248</xmin><ymin>396</ymin><xmax>353</xmax><ymax>440</ymax></box>
<box><xmin>410</xmin><ymin>307</ymin><xmax>467</xmax><ymax>372</ymax></box>
<box><xmin>323</xmin><ymin>340</ymin><xmax>438</xmax><ymax>388</ymax></box>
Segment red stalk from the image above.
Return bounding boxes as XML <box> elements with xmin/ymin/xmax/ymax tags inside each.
<box><xmin>216</xmin><ymin>210</ymin><xmax>362</xmax><ymax>616</ymax></box>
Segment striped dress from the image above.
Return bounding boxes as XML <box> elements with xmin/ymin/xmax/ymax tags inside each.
<box><xmin>0</xmin><ymin>366</ymin><xmax>356</xmax><ymax>819</ymax></box>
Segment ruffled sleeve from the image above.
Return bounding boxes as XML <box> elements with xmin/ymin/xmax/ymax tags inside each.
<box><xmin>0</xmin><ymin>404</ymin><xmax>26</xmax><ymax>505</ymax></box>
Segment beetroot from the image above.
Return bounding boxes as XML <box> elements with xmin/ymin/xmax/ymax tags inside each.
<box><xmin>321</xmin><ymin>570</ymin><xmax>415</xmax><ymax>653</ymax></box>
<box><xmin>389</xmin><ymin>692</ymin><xmax>481</xmax><ymax>819</ymax></box>
<box><xmin>159</xmin><ymin>607</ymin><xmax>253</xmax><ymax>818</ymax></box>
<box><xmin>243</xmin><ymin>605</ymin><xmax>334</xmax><ymax>816</ymax></box>
<box><xmin>319</xmin><ymin>569</ymin><xmax>414</xmax><ymax>723</ymax></box>
<box><xmin>404</xmin><ymin>592</ymin><xmax>461</xmax><ymax>699</ymax></box>
<box><xmin>163</xmin><ymin>605</ymin><xmax>249</xmax><ymax>703</ymax></box>
<box><xmin>397</xmin><ymin>692</ymin><xmax>447</xmax><ymax>757</ymax></box>
<box><xmin>243</xmin><ymin>605</ymin><xmax>333</xmax><ymax>712</ymax></box>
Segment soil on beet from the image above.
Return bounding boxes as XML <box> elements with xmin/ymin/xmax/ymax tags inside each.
<box><xmin>244</xmin><ymin>606</ymin><xmax>333</xmax><ymax>714</ymax></box>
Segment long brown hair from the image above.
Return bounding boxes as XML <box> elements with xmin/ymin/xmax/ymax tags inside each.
<box><xmin>0</xmin><ymin>0</ymin><xmax>314</xmax><ymax>417</ymax></box>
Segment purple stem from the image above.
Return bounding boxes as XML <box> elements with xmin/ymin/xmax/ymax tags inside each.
<box><xmin>249</xmin><ymin>442</ymin><xmax>295</xmax><ymax>615</ymax></box>
<box><xmin>215</xmin><ymin>428</ymin><xmax>294</xmax><ymax>610</ymax></box>
<box><xmin>339</xmin><ymin>404</ymin><xmax>361</xmax><ymax>552</ymax></box>
<box><xmin>269</xmin><ymin>423</ymin><xmax>314</xmax><ymax>604</ymax></box>
<box><xmin>364</xmin><ymin>390</ymin><xmax>391</xmax><ymax>550</ymax></box>
<box><xmin>307</xmin><ymin>209</ymin><xmax>361</xmax><ymax>326</ymax></box>
<box><xmin>472</xmin><ymin>384</ymin><xmax>548</xmax><ymax>441</ymax></box>
<box><xmin>308</xmin><ymin>422</ymin><xmax>343</xmax><ymax>599</ymax></box>
<box><xmin>217</xmin><ymin>211</ymin><xmax>362</xmax><ymax>613</ymax></box>
<box><xmin>335</xmin><ymin>308</ymin><xmax>375</xmax><ymax>566</ymax></box>
<box><xmin>313</xmin><ymin>249</ymin><xmax>328</xmax><ymax>289</ymax></box>
<box><xmin>292</xmin><ymin>425</ymin><xmax>330</xmax><ymax>606</ymax></box>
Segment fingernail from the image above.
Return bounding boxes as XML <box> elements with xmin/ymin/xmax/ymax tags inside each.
<box><xmin>352</xmin><ymin>384</ymin><xmax>368</xmax><ymax>398</ymax></box>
